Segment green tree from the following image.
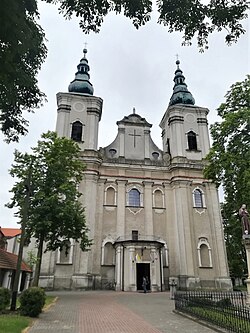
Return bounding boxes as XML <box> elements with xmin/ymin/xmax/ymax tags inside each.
<box><xmin>7</xmin><ymin>131</ymin><xmax>92</xmax><ymax>287</ymax></box>
<box><xmin>60</xmin><ymin>0</ymin><xmax>248</xmax><ymax>48</ymax></box>
<box><xmin>204</xmin><ymin>75</ymin><xmax>250</xmax><ymax>280</ymax></box>
<box><xmin>1</xmin><ymin>1</ymin><xmax>248</xmax><ymax>142</ymax></box>
<box><xmin>0</xmin><ymin>0</ymin><xmax>47</xmax><ymax>142</ymax></box>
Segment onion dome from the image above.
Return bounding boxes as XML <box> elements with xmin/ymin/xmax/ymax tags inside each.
<box><xmin>169</xmin><ymin>60</ymin><xmax>195</xmax><ymax>106</ymax></box>
<box><xmin>68</xmin><ymin>48</ymin><xmax>94</xmax><ymax>95</ymax></box>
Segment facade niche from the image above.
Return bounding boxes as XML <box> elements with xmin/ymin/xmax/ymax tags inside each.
<box><xmin>197</xmin><ymin>238</ymin><xmax>212</xmax><ymax>268</ymax></box>
<box><xmin>105</xmin><ymin>186</ymin><xmax>116</xmax><ymax>205</ymax></box>
<box><xmin>153</xmin><ymin>189</ymin><xmax>164</xmax><ymax>208</ymax></box>
<box><xmin>103</xmin><ymin>242</ymin><xmax>115</xmax><ymax>265</ymax></box>
<box><xmin>57</xmin><ymin>240</ymin><xmax>73</xmax><ymax>264</ymax></box>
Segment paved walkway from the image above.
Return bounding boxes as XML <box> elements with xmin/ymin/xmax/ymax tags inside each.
<box><xmin>28</xmin><ymin>291</ymin><xmax>219</xmax><ymax>333</ymax></box>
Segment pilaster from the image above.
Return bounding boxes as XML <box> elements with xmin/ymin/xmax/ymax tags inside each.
<box><xmin>143</xmin><ymin>181</ymin><xmax>154</xmax><ymax>236</ymax></box>
<box><xmin>116</xmin><ymin>179</ymin><xmax>127</xmax><ymax>236</ymax></box>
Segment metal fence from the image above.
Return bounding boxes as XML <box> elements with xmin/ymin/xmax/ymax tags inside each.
<box><xmin>174</xmin><ymin>291</ymin><xmax>250</xmax><ymax>333</ymax></box>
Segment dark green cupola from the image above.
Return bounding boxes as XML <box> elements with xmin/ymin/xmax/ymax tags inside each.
<box><xmin>68</xmin><ymin>48</ymin><xmax>94</xmax><ymax>95</ymax></box>
<box><xmin>169</xmin><ymin>60</ymin><xmax>195</xmax><ymax>106</ymax></box>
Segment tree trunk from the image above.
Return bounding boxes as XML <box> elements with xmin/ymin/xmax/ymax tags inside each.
<box><xmin>10</xmin><ymin>163</ymin><xmax>33</xmax><ymax>311</ymax></box>
<box><xmin>10</xmin><ymin>223</ymin><xmax>27</xmax><ymax>310</ymax></box>
<box><xmin>32</xmin><ymin>234</ymin><xmax>44</xmax><ymax>287</ymax></box>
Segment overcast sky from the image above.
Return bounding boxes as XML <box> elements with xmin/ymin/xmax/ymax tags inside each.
<box><xmin>1</xmin><ymin>2</ymin><xmax>249</xmax><ymax>228</ymax></box>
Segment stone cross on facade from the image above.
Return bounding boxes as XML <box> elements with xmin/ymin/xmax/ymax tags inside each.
<box><xmin>129</xmin><ymin>129</ymin><xmax>141</xmax><ymax>147</ymax></box>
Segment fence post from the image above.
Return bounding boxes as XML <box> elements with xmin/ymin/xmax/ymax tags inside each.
<box><xmin>169</xmin><ymin>277</ymin><xmax>177</xmax><ymax>299</ymax></box>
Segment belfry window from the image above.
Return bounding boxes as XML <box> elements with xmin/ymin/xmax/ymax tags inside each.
<box><xmin>128</xmin><ymin>189</ymin><xmax>141</xmax><ymax>207</ymax></box>
<box><xmin>187</xmin><ymin>131</ymin><xmax>197</xmax><ymax>150</ymax></box>
<box><xmin>71</xmin><ymin>121</ymin><xmax>83</xmax><ymax>142</ymax></box>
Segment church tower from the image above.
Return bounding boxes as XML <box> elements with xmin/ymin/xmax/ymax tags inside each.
<box><xmin>159</xmin><ymin>61</ymin><xmax>231</xmax><ymax>289</ymax></box>
<box><xmin>37</xmin><ymin>53</ymin><xmax>231</xmax><ymax>292</ymax></box>
<box><xmin>160</xmin><ymin>60</ymin><xmax>210</xmax><ymax>161</ymax></box>
<box><xmin>56</xmin><ymin>48</ymin><xmax>103</xmax><ymax>150</ymax></box>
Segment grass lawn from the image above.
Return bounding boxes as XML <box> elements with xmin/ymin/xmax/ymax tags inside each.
<box><xmin>0</xmin><ymin>295</ymin><xmax>57</xmax><ymax>333</ymax></box>
<box><xmin>0</xmin><ymin>315</ymin><xmax>32</xmax><ymax>333</ymax></box>
<box><xmin>186</xmin><ymin>306</ymin><xmax>250</xmax><ymax>333</ymax></box>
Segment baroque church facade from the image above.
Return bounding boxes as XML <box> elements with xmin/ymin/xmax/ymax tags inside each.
<box><xmin>38</xmin><ymin>49</ymin><xmax>232</xmax><ymax>291</ymax></box>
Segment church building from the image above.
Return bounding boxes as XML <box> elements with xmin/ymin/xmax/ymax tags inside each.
<box><xmin>38</xmin><ymin>49</ymin><xmax>232</xmax><ymax>291</ymax></box>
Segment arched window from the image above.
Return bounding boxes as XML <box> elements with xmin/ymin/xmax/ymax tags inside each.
<box><xmin>153</xmin><ymin>189</ymin><xmax>164</xmax><ymax>208</ymax></box>
<box><xmin>187</xmin><ymin>131</ymin><xmax>197</xmax><ymax>150</ymax></box>
<box><xmin>71</xmin><ymin>121</ymin><xmax>83</xmax><ymax>142</ymax></box>
<box><xmin>128</xmin><ymin>189</ymin><xmax>141</xmax><ymax>207</ymax></box>
<box><xmin>193</xmin><ymin>189</ymin><xmax>204</xmax><ymax>208</ymax></box>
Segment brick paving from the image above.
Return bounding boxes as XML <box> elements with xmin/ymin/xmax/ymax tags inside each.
<box><xmin>28</xmin><ymin>291</ymin><xmax>218</xmax><ymax>333</ymax></box>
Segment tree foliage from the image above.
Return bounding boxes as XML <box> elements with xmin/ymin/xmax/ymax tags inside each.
<box><xmin>204</xmin><ymin>75</ymin><xmax>250</xmax><ymax>279</ymax></box>
<box><xmin>54</xmin><ymin>0</ymin><xmax>248</xmax><ymax>49</ymax></box>
<box><xmin>0</xmin><ymin>0</ymin><xmax>47</xmax><ymax>142</ymax></box>
<box><xmin>1</xmin><ymin>0</ymin><xmax>248</xmax><ymax>142</ymax></box>
<box><xmin>7</xmin><ymin>131</ymin><xmax>92</xmax><ymax>282</ymax></box>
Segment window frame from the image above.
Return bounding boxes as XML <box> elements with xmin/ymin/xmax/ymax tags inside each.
<box><xmin>193</xmin><ymin>187</ymin><xmax>206</xmax><ymax>208</ymax></box>
<box><xmin>128</xmin><ymin>188</ymin><xmax>141</xmax><ymax>207</ymax></box>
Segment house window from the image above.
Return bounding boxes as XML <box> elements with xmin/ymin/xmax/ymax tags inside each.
<box><xmin>193</xmin><ymin>188</ymin><xmax>204</xmax><ymax>208</ymax></box>
<box><xmin>128</xmin><ymin>189</ymin><xmax>141</xmax><ymax>207</ymax></box>
<box><xmin>57</xmin><ymin>240</ymin><xmax>73</xmax><ymax>264</ymax></box>
<box><xmin>71</xmin><ymin>121</ymin><xmax>83</xmax><ymax>142</ymax></box>
<box><xmin>187</xmin><ymin>131</ymin><xmax>197</xmax><ymax>150</ymax></box>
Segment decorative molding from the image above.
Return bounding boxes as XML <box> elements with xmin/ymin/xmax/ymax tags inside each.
<box><xmin>126</xmin><ymin>207</ymin><xmax>143</xmax><ymax>215</ymax></box>
<box><xmin>195</xmin><ymin>208</ymin><xmax>206</xmax><ymax>215</ymax></box>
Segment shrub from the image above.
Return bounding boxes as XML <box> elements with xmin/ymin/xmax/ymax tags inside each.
<box><xmin>216</xmin><ymin>298</ymin><xmax>232</xmax><ymax>308</ymax></box>
<box><xmin>0</xmin><ymin>287</ymin><xmax>10</xmax><ymax>311</ymax></box>
<box><xmin>188</xmin><ymin>296</ymin><xmax>215</xmax><ymax>307</ymax></box>
<box><xmin>19</xmin><ymin>287</ymin><xmax>46</xmax><ymax>317</ymax></box>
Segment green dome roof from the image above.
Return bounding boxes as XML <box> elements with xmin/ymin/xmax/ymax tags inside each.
<box><xmin>169</xmin><ymin>60</ymin><xmax>195</xmax><ymax>106</ymax></box>
<box><xmin>68</xmin><ymin>48</ymin><xmax>94</xmax><ymax>95</ymax></box>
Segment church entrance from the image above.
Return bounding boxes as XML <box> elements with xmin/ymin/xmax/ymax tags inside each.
<box><xmin>136</xmin><ymin>263</ymin><xmax>150</xmax><ymax>291</ymax></box>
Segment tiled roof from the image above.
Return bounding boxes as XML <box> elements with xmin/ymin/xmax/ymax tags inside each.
<box><xmin>1</xmin><ymin>228</ymin><xmax>22</xmax><ymax>238</ymax></box>
<box><xmin>0</xmin><ymin>248</ymin><xmax>32</xmax><ymax>272</ymax></box>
